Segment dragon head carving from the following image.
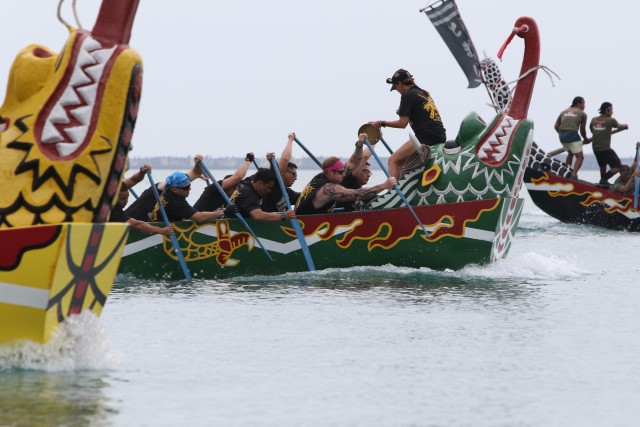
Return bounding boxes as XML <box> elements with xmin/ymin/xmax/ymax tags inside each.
<box><xmin>0</xmin><ymin>0</ymin><xmax>142</xmax><ymax>228</ymax></box>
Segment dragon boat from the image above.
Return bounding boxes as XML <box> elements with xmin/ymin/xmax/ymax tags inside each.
<box><xmin>118</xmin><ymin>16</ymin><xmax>542</xmax><ymax>280</ymax></box>
<box><xmin>0</xmin><ymin>0</ymin><xmax>142</xmax><ymax>343</ymax></box>
<box><xmin>422</xmin><ymin>0</ymin><xmax>640</xmax><ymax>233</ymax></box>
<box><xmin>524</xmin><ymin>146</ymin><xmax>640</xmax><ymax>231</ymax></box>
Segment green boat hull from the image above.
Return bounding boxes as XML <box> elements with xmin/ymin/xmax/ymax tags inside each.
<box><xmin>120</xmin><ymin>197</ymin><xmax>524</xmax><ymax>279</ymax></box>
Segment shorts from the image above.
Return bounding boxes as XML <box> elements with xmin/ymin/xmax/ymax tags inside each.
<box><xmin>558</xmin><ymin>130</ymin><xmax>581</xmax><ymax>144</ymax></box>
<box><xmin>415</xmin><ymin>131</ymin><xmax>446</xmax><ymax>147</ymax></box>
<box><xmin>594</xmin><ymin>149</ymin><xmax>621</xmax><ymax>169</ymax></box>
<box><xmin>561</xmin><ymin>140</ymin><xmax>583</xmax><ymax>154</ymax></box>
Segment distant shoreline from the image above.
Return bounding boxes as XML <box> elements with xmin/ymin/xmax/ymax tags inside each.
<box><xmin>127</xmin><ymin>154</ymin><xmax>634</xmax><ymax>171</ymax></box>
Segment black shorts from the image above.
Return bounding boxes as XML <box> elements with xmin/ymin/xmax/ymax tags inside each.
<box><xmin>415</xmin><ymin>131</ymin><xmax>446</xmax><ymax>146</ymax></box>
<box><xmin>594</xmin><ymin>149</ymin><xmax>621</xmax><ymax>169</ymax></box>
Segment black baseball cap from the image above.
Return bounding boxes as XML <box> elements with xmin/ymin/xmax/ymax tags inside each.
<box><xmin>386</xmin><ymin>69</ymin><xmax>413</xmax><ymax>91</ymax></box>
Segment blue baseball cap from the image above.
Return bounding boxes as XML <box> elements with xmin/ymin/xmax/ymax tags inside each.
<box><xmin>166</xmin><ymin>171</ymin><xmax>190</xmax><ymax>187</ymax></box>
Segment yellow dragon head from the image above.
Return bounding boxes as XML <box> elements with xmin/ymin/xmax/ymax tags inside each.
<box><xmin>0</xmin><ymin>0</ymin><xmax>142</xmax><ymax>227</ymax></box>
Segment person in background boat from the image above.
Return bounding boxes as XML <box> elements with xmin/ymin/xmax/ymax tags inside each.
<box><xmin>335</xmin><ymin>133</ymin><xmax>374</xmax><ymax>212</ymax></box>
<box><xmin>612</xmin><ymin>165</ymin><xmax>640</xmax><ymax>193</ymax></box>
<box><xmin>612</xmin><ymin>142</ymin><xmax>640</xmax><ymax>193</ymax></box>
<box><xmin>295</xmin><ymin>157</ymin><xmax>396</xmax><ymax>215</ymax></box>
<box><xmin>110</xmin><ymin>181</ymin><xmax>175</xmax><ymax>235</ymax></box>
<box><xmin>193</xmin><ymin>152</ymin><xmax>255</xmax><ymax>211</ymax></box>
<box><xmin>149</xmin><ymin>171</ymin><xmax>236</xmax><ymax>222</ymax></box>
<box><xmin>369</xmin><ymin>69</ymin><xmax>446</xmax><ymax>179</ymax></box>
<box><xmin>262</xmin><ymin>133</ymin><xmax>301</xmax><ymax>213</ymax></box>
<box><xmin>590</xmin><ymin>102</ymin><xmax>629</xmax><ymax>187</ymax></box>
<box><xmin>227</xmin><ymin>167</ymin><xmax>296</xmax><ymax>221</ymax></box>
<box><xmin>125</xmin><ymin>154</ymin><xmax>207</xmax><ymax>221</ymax></box>
<box><xmin>554</xmin><ymin>96</ymin><xmax>589</xmax><ymax>179</ymax></box>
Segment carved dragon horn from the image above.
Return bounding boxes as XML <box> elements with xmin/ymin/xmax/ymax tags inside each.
<box><xmin>91</xmin><ymin>0</ymin><xmax>140</xmax><ymax>46</ymax></box>
<box><xmin>497</xmin><ymin>17</ymin><xmax>540</xmax><ymax>120</ymax></box>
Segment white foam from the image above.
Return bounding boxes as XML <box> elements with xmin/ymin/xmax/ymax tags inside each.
<box><xmin>458</xmin><ymin>252</ymin><xmax>583</xmax><ymax>280</ymax></box>
<box><xmin>0</xmin><ymin>310</ymin><xmax>119</xmax><ymax>372</ymax></box>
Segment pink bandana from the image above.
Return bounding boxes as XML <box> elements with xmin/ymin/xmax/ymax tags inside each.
<box><xmin>323</xmin><ymin>160</ymin><xmax>345</xmax><ymax>173</ymax></box>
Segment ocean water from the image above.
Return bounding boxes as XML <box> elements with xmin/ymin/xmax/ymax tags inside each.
<box><xmin>1</xmin><ymin>170</ymin><xmax>640</xmax><ymax>427</ymax></box>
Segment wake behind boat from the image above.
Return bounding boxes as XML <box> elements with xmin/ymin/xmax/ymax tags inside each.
<box><xmin>118</xmin><ymin>16</ymin><xmax>542</xmax><ymax>280</ymax></box>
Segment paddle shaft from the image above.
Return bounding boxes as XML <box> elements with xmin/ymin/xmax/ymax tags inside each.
<box><xmin>634</xmin><ymin>145</ymin><xmax>640</xmax><ymax>209</ymax></box>
<box><xmin>129</xmin><ymin>187</ymin><xmax>139</xmax><ymax>199</ymax></box>
<box><xmin>548</xmin><ymin>128</ymin><xmax>626</xmax><ymax>157</ymax></box>
<box><xmin>197</xmin><ymin>161</ymin><xmax>274</xmax><ymax>261</ymax></box>
<box><xmin>379</xmin><ymin>136</ymin><xmax>394</xmax><ymax>154</ymax></box>
<box><xmin>363</xmin><ymin>137</ymin><xmax>431</xmax><ymax>240</ymax></box>
<box><xmin>146</xmin><ymin>172</ymin><xmax>192</xmax><ymax>282</ymax></box>
<box><xmin>269</xmin><ymin>158</ymin><xmax>315</xmax><ymax>271</ymax></box>
<box><xmin>293</xmin><ymin>136</ymin><xmax>322</xmax><ymax>168</ymax></box>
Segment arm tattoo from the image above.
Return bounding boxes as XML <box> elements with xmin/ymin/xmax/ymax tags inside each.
<box><xmin>346</xmin><ymin>145</ymin><xmax>364</xmax><ymax>174</ymax></box>
<box><xmin>324</xmin><ymin>183</ymin><xmax>386</xmax><ymax>202</ymax></box>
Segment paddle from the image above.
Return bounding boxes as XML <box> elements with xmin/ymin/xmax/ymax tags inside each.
<box><xmin>293</xmin><ymin>136</ymin><xmax>322</xmax><ymax>168</ymax></box>
<box><xmin>197</xmin><ymin>160</ymin><xmax>274</xmax><ymax>261</ymax></box>
<box><xmin>362</xmin><ymin>136</ymin><xmax>431</xmax><ymax>240</ymax></box>
<box><xmin>146</xmin><ymin>172</ymin><xmax>192</xmax><ymax>282</ymax></box>
<box><xmin>269</xmin><ymin>158</ymin><xmax>315</xmax><ymax>271</ymax></box>
<box><xmin>548</xmin><ymin>128</ymin><xmax>627</xmax><ymax>158</ymax></box>
<box><xmin>379</xmin><ymin>136</ymin><xmax>394</xmax><ymax>155</ymax></box>
<box><xmin>634</xmin><ymin>145</ymin><xmax>640</xmax><ymax>209</ymax></box>
<box><xmin>129</xmin><ymin>187</ymin><xmax>139</xmax><ymax>199</ymax></box>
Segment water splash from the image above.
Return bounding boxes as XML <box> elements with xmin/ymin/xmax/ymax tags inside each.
<box><xmin>0</xmin><ymin>310</ymin><xmax>119</xmax><ymax>372</ymax></box>
<box><xmin>457</xmin><ymin>251</ymin><xmax>583</xmax><ymax>281</ymax></box>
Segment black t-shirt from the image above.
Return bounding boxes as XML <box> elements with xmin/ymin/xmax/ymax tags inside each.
<box><xmin>125</xmin><ymin>184</ymin><xmax>161</xmax><ymax>221</ymax></box>
<box><xmin>193</xmin><ymin>180</ymin><xmax>226</xmax><ymax>211</ymax></box>
<box><xmin>149</xmin><ymin>190</ymin><xmax>197</xmax><ymax>222</ymax></box>
<box><xmin>397</xmin><ymin>86</ymin><xmax>446</xmax><ymax>145</ymax></box>
<box><xmin>296</xmin><ymin>173</ymin><xmax>335</xmax><ymax>215</ymax></box>
<box><xmin>229</xmin><ymin>181</ymin><xmax>262</xmax><ymax>217</ymax></box>
<box><xmin>110</xmin><ymin>205</ymin><xmax>129</xmax><ymax>222</ymax></box>
<box><xmin>262</xmin><ymin>185</ymin><xmax>300</xmax><ymax>212</ymax></box>
<box><xmin>340</xmin><ymin>172</ymin><xmax>360</xmax><ymax>190</ymax></box>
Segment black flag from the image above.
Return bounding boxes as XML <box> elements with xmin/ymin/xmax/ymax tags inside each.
<box><xmin>423</xmin><ymin>0</ymin><xmax>482</xmax><ymax>88</ymax></box>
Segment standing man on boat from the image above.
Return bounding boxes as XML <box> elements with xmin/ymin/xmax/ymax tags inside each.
<box><xmin>590</xmin><ymin>102</ymin><xmax>629</xmax><ymax>187</ymax></box>
<box><xmin>369</xmin><ymin>69</ymin><xmax>446</xmax><ymax>179</ymax></box>
<box><xmin>149</xmin><ymin>171</ymin><xmax>235</xmax><ymax>222</ymax></box>
<box><xmin>295</xmin><ymin>157</ymin><xmax>396</xmax><ymax>215</ymax></box>
<box><xmin>227</xmin><ymin>167</ymin><xmax>296</xmax><ymax>221</ymax></box>
<box><xmin>261</xmin><ymin>133</ymin><xmax>301</xmax><ymax>213</ymax></box>
<box><xmin>554</xmin><ymin>96</ymin><xmax>589</xmax><ymax>179</ymax></box>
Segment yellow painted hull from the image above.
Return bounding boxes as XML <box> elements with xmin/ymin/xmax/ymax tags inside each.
<box><xmin>0</xmin><ymin>223</ymin><xmax>129</xmax><ymax>343</ymax></box>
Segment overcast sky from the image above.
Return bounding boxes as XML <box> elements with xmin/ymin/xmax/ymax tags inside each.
<box><xmin>2</xmin><ymin>0</ymin><xmax>638</xmax><ymax>162</ymax></box>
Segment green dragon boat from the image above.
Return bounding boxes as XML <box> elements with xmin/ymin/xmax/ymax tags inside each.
<box><xmin>119</xmin><ymin>16</ymin><xmax>541</xmax><ymax>280</ymax></box>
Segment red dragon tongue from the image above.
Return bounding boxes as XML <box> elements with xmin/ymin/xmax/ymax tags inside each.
<box><xmin>91</xmin><ymin>0</ymin><xmax>140</xmax><ymax>46</ymax></box>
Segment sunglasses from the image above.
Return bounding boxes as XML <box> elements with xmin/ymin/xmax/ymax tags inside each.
<box><xmin>177</xmin><ymin>185</ymin><xmax>191</xmax><ymax>191</ymax></box>
<box><xmin>332</xmin><ymin>169</ymin><xmax>345</xmax><ymax>175</ymax></box>
<box><xmin>286</xmin><ymin>170</ymin><xmax>297</xmax><ymax>177</ymax></box>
